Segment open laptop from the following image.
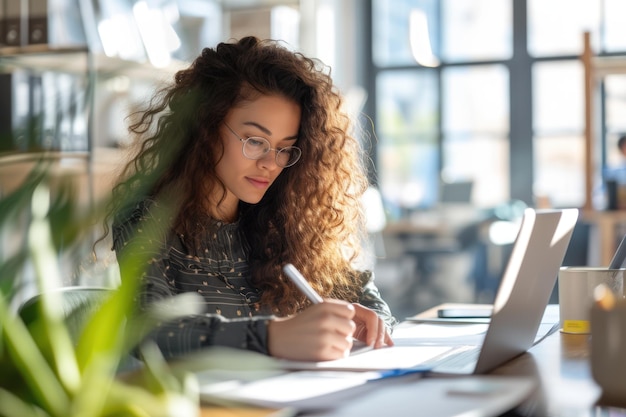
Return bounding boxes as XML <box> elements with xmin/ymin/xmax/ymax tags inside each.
<box><xmin>278</xmin><ymin>208</ymin><xmax>579</xmax><ymax>375</ymax></box>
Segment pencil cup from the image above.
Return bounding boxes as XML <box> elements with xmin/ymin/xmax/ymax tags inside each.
<box><xmin>558</xmin><ymin>267</ymin><xmax>625</xmax><ymax>334</ymax></box>
<box><xmin>591</xmin><ymin>300</ymin><xmax>626</xmax><ymax>407</ymax></box>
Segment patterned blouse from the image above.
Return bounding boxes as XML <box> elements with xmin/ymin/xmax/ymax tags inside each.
<box><xmin>112</xmin><ymin>199</ymin><xmax>398</xmax><ymax>359</ymax></box>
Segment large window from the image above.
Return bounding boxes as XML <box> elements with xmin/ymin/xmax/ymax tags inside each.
<box><xmin>373</xmin><ymin>0</ymin><xmax>512</xmax><ymax>213</ymax></box>
<box><xmin>442</xmin><ymin>65</ymin><xmax>509</xmax><ymax>207</ymax></box>
<box><xmin>441</xmin><ymin>0</ymin><xmax>512</xmax><ymax>62</ymax></box>
<box><xmin>371</xmin><ymin>0</ymin><xmax>626</xmax><ymax>215</ymax></box>
<box><xmin>527</xmin><ymin>0</ymin><xmax>626</xmax><ymax>208</ymax></box>
<box><xmin>532</xmin><ymin>61</ymin><xmax>585</xmax><ymax>205</ymax></box>
<box><xmin>375</xmin><ymin>70</ymin><xmax>439</xmax><ymax>213</ymax></box>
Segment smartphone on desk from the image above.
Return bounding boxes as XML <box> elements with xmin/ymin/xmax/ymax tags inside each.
<box><xmin>437</xmin><ymin>307</ymin><xmax>492</xmax><ymax>319</ymax></box>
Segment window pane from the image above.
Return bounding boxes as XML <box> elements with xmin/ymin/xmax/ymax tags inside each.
<box><xmin>377</xmin><ymin>70</ymin><xmax>439</xmax><ymax>133</ymax></box>
<box><xmin>441</xmin><ymin>0</ymin><xmax>512</xmax><ymax>62</ymax></box>
<box><xmin>527</xmin><ymin>0</ymin><xmax>600</xmax><ymax>57</ymax></box>
<box><xmin>372</xmin><ymin>0</ymin><xmax>438</xmax><ymax>67</ymax></box>
<box><xmin>603</xmin><ymin>75</ymin><xmax>626</xmax><ymax>172</ymax></box>
<box><xmin>376</xmin><ymin>70</ymin><xmax>439</xmax><ymax>212</ymax></box>
<box><xmin>605</xmin><ymin>75</ymin><xmax>626</xmax><ymax>134</ymax></box>
<box><xmin>443</xmin><ymin>134</ymin><xmax>509</xmax><ymax>207</ymax></box>
<box><xmin>442</xmin><ymin>65</ymin><xmax>509</xmax><ymax>133</ymax></box>
<box><xmin>604</xmin><ymin>0</ymin><xmax>626</xmax><ymax>51</ymax></box>
<box><xmin>533</xmin><ymin>61</ymin><xmax>584</xmax><ymax>134</ymax></box>
<box><xmin>534</xmin><ymin>135</ymin><xmax>585</xmax><ymax>208</ymax></box>
<box><xmin>378</xmin><ymin>139</ymin><xmax>439</xmax><ymax>215</ymax></box>
<box><xmin>441</xmin><ymin>65</ymin><xmax>509</xmax><ymax>207</ymax></box>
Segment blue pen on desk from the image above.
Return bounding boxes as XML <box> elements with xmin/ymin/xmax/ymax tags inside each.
<box><xmin>283</xmin><ymin>263</ymin><xmax>324</xmax><ymax>304</ymax></box>
<box><xmin>374</xmin><ymin>367</ymin><xmax>431</xmax><ymax>380</ymax></box>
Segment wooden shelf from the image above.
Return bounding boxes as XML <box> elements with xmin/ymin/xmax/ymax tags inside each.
<box><xmin>93</xmin><ymin>54</ymin><xmax>187</xmax><ymax>81</ymax></box>
<box><xmin>591</xmin><ymin>56</ymin><xmax>626</xmax><ymax>77</ymax></box>
<box><xmin>582</xmin><ymin>32</ymin><xmax>626</xmax><ymax>211</ymax></box>
<box><xmin>0</xmin><ymin>46</ymin><xmax>89</xmax><ymax>74</ymax></box>
<box><xmin>0</xmin><ymin>46</ymin><xmax>187</xmax><ymax>81</ymax></box>
<box><xmin>582</xmin><ymin>32</ymin><xmax>626</xmax><ymax>265</ymax></box>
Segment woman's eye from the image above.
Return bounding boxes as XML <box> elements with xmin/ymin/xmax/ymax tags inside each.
<box><xmin>247</xmin><ymin>138</ymin><xmax>267</xmax><ymax>148</ymax></box>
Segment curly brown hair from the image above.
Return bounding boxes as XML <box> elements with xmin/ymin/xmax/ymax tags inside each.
<box><xmin>106</xmin><ymin>36</ymin><xmax>371</xmax><ymax>316</ymax></box>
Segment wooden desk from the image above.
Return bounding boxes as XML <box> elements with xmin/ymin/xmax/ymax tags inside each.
<box><xmin>199</xmin><ymin>311</ymin><xmax>621</xmax><ymax>417</ymax></box>
<box><xmin>493</xmin><ymin>331</ymin><xmax>603</xmax><ymax>416</ymax></box>
<box><xmin>200</xmin><ymin>407</ymin><xmax>286</xmax><ymax>417</ymax></box>
<box><xmin>383</xmin><ymin>205</ymin><xmax>483</xmax><ymax>238</ymax></box>
<box><xmin>411</xmin><ymin>304</ymin><xmax>611</xmax><ymax>415</ymax></box>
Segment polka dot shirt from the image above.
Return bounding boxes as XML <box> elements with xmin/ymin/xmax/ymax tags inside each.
<box><xmin>112</xmin><ymin>199</ymin><xmax>397</xmax><ymax>359</ymax></box>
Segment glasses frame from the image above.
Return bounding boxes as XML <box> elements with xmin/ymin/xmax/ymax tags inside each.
<box><xmin>224</xmin><ymin>122</ymin><xmax>302</xmax><ymax>168</ymax></box>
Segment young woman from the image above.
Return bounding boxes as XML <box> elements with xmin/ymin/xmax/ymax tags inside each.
<box><xmin>108</xmin><ymin>36</ymin><xmax>397</xmax><ymax>362</ymax></box>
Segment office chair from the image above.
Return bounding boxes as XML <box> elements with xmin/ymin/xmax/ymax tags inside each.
<box><xmin>18</xmin><ymin>286</ymin><xmax>142</xmax><ymax>372</ymax></box>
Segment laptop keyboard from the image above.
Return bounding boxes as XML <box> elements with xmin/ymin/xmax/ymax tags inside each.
<box><xmin>423</xmin><ymin>345</ymin><xmax>480</xmax><ymax>372</ymax></box>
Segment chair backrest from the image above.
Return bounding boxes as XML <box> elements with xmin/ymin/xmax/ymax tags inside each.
<box><xmin>18</xmin><ymin>286</ymin><xmax>143</xmax><ymax>372</ymax></box>
<box><xmin>19</xmin><ymin>286</ymin><xmax>113</xmax><ymax>342</ymax></box>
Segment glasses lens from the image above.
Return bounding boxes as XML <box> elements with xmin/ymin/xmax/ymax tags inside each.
<box><xmin>276</xmin><ymin>147</ymin><xmax>301</xmax><ymax>167</ymax></box>
<box><xmin>242</xmin><ymin>137</ymin><xmax>270</xmax><ymax>159</ymax></box>
<box><xmin>242</xmin><ymin>137</ymin><xmax>301</xmax><ymax>167</ymax></box>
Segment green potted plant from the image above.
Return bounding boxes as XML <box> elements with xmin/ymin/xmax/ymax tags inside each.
<box><xmin>0</xmin><ymin>162</ymin><xmax>201</xmax><ymax>417</ymax></box>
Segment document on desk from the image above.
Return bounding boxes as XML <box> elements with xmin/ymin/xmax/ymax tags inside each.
<box><xmin>189</xmin><ymin>346</ymin><xmax>429</xmax><ymax>410</ymax></box>
<box><xmin>198</xmin><ymin>369</ymin><xmax>427</xmax><ymax>411</ymax></box>
<box><xmin>276</xmin><ymin>316</ymin><xmax>558</xmax><ymax>372</ymax></box>
<box><xmin>198</xmin><ymin>367</ymin><xmax>536</xmax><ymax>416</ymax></box>
<box><xmin>277</xmin><ymin>322</ymin><xmax>488</xmax><ymax>371</ymax></box>
<box><xmin>307</xmin><ymin>376</ymin><xmax>536</xmax><ymax>417</ymax></box>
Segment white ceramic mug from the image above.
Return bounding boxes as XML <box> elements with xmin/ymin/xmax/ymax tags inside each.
<box><xmin>558</xmin><ymin>267</ymin><xmax>625</xmax><ymax>334</ymax></box>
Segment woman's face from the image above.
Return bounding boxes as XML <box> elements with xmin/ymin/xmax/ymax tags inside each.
<box><xmin>214</xmin><ymin>94</ymin><xmax>301</xmax><ymax>219</ymax></box>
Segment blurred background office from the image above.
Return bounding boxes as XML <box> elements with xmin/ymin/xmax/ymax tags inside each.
<box><xmin>2</xmin><ymin>0</ymin><xmax>626</xmax><ymax>318</ymax></box>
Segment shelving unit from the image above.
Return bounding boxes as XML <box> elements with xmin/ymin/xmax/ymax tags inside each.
<box><xmin>0</xmin><ymin>0</ymin><xmax>195</xmax><ymax>303</ymax></box>
<box><xmin>0</xmin><ymin>43</ymin><xmax>188</xmax><ymax>198</ymax></box>
<box><xmin>582</xmin><ymin>31</ymin><xmax>626</xmax><ymax>211</ymax></box>
<box><xmin>581</xmin><ymin>31</ymin><xmax>626</xmax><ymax>265</ymax></box>
<box><xmin>0</xmin><ymin>45</ymin><xmax>93</xmax><ymax>198</ymax></box>
<box><xmin>0</xmin><ymin>46</ymin><xmax>90</xmax><ymax>72</ymax></box>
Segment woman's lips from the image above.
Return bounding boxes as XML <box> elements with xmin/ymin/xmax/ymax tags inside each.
<box><xmin>246</xmin><ymin>176</ymin><xmax>270</xmax><ymax>189</ymax></box>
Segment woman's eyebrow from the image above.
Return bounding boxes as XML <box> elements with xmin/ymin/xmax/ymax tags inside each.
<box><xmin>242</xmin><ymin>121</ymin><xmax>298</xmax><ymax>141</ymax></box>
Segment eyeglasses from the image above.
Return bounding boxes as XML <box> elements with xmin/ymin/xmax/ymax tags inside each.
<box><xmin>224</xmin><ymin>122</ymin><xmax>302</xmax><ymax>168</ymax></box>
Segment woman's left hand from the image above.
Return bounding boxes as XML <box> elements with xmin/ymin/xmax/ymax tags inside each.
<box><xmin>351</xmin><ymin>303</ymin><xmax>394</xmax><ymax>349</ymax></box>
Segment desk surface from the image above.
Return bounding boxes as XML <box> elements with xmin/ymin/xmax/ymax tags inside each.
<box><xmin>199</xmin><ymin>307</ymin><xmax>623</xmax><ymax>417</ymax></box>
<box><xmin>406</xmin><ymin>303</ymin><xmax>606</xmax><ymax>415</ymax></box>
<box><xmin>494</xmin><ymin>331</ymin><xmax>601</xmax><ymax>416</ymax></box>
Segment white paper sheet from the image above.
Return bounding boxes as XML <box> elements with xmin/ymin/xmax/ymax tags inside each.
<box><xmin>198</xmin><ymin>369</ymin><xmax>425</xmax><ymax>410</ymax></box>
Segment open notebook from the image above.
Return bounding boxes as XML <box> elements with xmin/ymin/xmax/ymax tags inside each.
<box><xmin>278</xmin><ymin>208</ymin><xmax>579</xmax><ymax>375</ymax></box>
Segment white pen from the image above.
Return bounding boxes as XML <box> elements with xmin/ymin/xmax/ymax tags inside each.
<box><xmin>282</xmin><ymin>263</ymin><xmax>324</xmax><ymax>304</ymax></box>
<box><xmin>283</xmin><ymin>263</ymin><xmax>375</xmax><ymax>353</ymax></box>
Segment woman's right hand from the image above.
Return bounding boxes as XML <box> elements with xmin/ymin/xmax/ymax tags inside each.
<box><xmin>267</xmin><ymin>299</ymin><xmax>357</xmax><ymax>361</ymax></box>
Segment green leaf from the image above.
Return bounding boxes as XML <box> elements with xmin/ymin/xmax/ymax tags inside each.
<box><xmin>0</xmin><ymin>167</ymin><xmax>46</xmax><ymax>229</ymax></box>
<box><xmin>1</xmin><ymin>158</ymin><xmax>201</xmax><ymax>417</ymax></box>
<box><xmin>27</xmin><ymin>185</ymin><xmax>81</xmax><ymax>394</ymax></box>
<box><xmin>103</xmin><ymin>381</ymin><xmax>199</xmax><ymax>417</ymax></box>
<box><xmin>69</xmin><ymin>356</ymin><xmax>117</xmax><ymax>417</ymax></box>
<box><xmin>74</xmin><ymin>283</ymin><xmax>131</xmax><ymax>373</ymax></box>
<box><xmin>75</xmin><ymin>200</ymin><xmax>177</xmax><ymax>371</ymax></box>
<box><xmin>0</xmin><ymin>387</ymin><xmax>50</xmax><ymax>417</ymax></box>
<box><xmin>0</xmin><ymin>296</ymin><xmax>69</xmax><ymax>416</ymax></box>
<box><xmin>0</xmin><ymin>252</ymin><xmax>28</xmax><ymax>298</ymax></box>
